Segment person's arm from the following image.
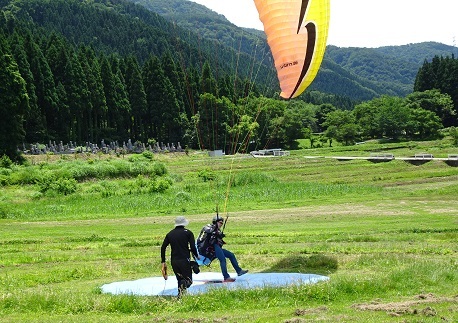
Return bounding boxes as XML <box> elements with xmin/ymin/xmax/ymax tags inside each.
<box><xmin>160</xmin><ymin>236</ymin><xmax>169</xmax><ymax>263</ymax></box>
<box><xmin>188</xmin><ymin>231</ymin><xmax>199</xmax><ymax>259</ymax></box>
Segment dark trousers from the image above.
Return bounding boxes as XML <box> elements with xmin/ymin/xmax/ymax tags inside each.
<box><xmin>171</xmin><ymin>258</ymin><xmax>192</xmax><ymax>296</ymax></box>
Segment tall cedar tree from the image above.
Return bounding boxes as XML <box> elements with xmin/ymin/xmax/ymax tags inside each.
<box><xmin>123</xmin><ymin>56</ymin><xmax>147</xmax><ymax>142</ymax></box>
<box><xmin>0</xmin><ymin>36</ymin><xmax>29</xmax><ymax>161</ymax></box>
<box><xmin>199</xmin><ymin>61</ymin><xmax>218</xmax><ymax>149</ymax></box>
<box><xmin>101</xmin><ymin>55</ymin><xmax>131</xmax><ymax>142</ymax></box>
<box><xmin>10</xmin><ymin>32</ymin><xmax>43</xmax><ymax>143</ymax></box>
<box><xmin>78</xmin><ymin>46</ymin><xmax>107</xmax><ymax>144</ymax></box>
<box><xmin>142</xmin><ymin>55</ymin><xmax>180</xmax><ymax>145</ymax></box>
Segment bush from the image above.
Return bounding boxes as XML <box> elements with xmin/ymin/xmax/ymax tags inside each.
<box><xmin>198</xmin><ymin>169</ymin><xmax>217</xmax><ymax>182</ymax></box>
<box><xmin>37</xmin><ymin>173</ymin><xmax>78</xmax><ymax>195</ymax></box>
<box><xmin>127</xmin><ymin>154</ymin><xmax>144</xmax><ymax>163</ymax></box>
<box><xmin>98</xmin><ymin>181</ymin><xmax>117</xmax><ymax>198</ymax></box>
<box><xmin>9</xmin><ymin>167</ymin><xmax>42</xmax><ymax>185</ymax></box>
<box><xmin>149</xmin><ymin>177</ymin><xmax>172</xmax><ymax>193</ymax></box>
<box><xmin>53</xmin><ymin>178</ymin><xmax>78</xmax><ymax>195</ymax></box>
<box><xmin>152</xmin><ymin>162</ymin><xmax>167</xmax><ymax>176</ymax></box>
<box><xmin>134</xmin><ymin>174</ymin><xmax>149</xmax><ymax>189</ymax></box>
<box><xmin>0</xmin><ymin>155</ymin><xmax>13</xmax><ymax>168</ymax></box>
<box><xmin>0</xmin><ymin>173</ymin><xmax>10</xmax><ymax>186</ymax></box>
<box><xmin>142</xmin><ymin>150</ymin><xmax>154</xmax><ymax>160</ymax></box>
<box><xmin>0</xmin><ymin>203</ymin><xmax>10</xmax><ymax>219</ymax></box>
<box><xmin>448</xmin><ymin>126</ymin><xmax>458</xmax><ymax>146</ymax></box>
<box><xmin>175</xmin><ymin>191</ymin><xmax>192</xmax><ymax>202</ymax></box>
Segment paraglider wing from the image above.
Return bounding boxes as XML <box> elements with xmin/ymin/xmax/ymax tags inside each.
<box><xmin>254</xmin><ymin>0</ymin><xmax>330</xmax><ymax>99</ymax></box>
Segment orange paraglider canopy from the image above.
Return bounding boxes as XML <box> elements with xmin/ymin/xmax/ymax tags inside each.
<box><xmin>254</xmin><ymin>0</ymin><xmax>330</xmax><ymax>99</ymax></box>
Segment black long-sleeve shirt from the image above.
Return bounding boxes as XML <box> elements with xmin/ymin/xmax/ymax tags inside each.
<box><xmin>161</xmin><ymin>226</ymin><xmax>198</xmax><ymax>263</ymax></box>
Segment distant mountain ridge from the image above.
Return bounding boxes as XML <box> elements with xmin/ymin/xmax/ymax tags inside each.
<box><xmin>127</xmin><ymin>0</ymin><xmax>457</xmax><ymax>101</ymax></box>
<box><xmin>2</xmin><ymin>0</ymin><xmax>456</xmax><ymax>103</ymax></box>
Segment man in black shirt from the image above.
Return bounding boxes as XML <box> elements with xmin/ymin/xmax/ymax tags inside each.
<box><xmin>161</xmin><ymin>216</ymin><xmax>199</xmax><ymax>297</ymax></box>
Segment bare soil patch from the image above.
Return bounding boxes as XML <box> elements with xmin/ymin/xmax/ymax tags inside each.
<box><xmin>352</xmin><ymin>293</ymin><xmax>458</xmax><ymax>318</ymax></box>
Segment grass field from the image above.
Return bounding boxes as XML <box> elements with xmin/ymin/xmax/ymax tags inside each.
<box><xmin>1</xmin><ymin>139</ymin><xmax>457</xmax><ymax>322</ymax></box>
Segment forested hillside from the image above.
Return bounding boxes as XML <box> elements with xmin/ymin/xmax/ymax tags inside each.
<box><xmin>0</xmin><ymin>0</ymin><xmax>270</xmax><ymax>82</ymax></box>
<box><xmin>3</xmin><ymin>0</ymin><xmax>455</xmax><ymax>103</ymax></box>
<box><xmin>127</xmin><ymin>0</ymin><xmax>268</xmax><ymax>61</ymax></box>
<box><xmin>128</xmin><ymin>0</ymin><xmax>457</xmax><ymax>100</ymax></box>
<box><xmin>324</xmin><ymin>42</ymin><xmax>456</xmax><ymax>98</ymax></box>
<box><xmin>0</xmin><ymin>0</ymin><xmax>273</xmax><ymax>150</ymax></box>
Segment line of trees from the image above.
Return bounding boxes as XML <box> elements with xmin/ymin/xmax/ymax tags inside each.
<box><xmin>0</xmin><ymin>25</ymin><xmax>263</xmax><ymax>160</ymax></box>
<box><xmin>2</xmin><ymin>23</ymin><xmax>457</xmax><ymax>162</ymax></box>
<box><xmin>414</xmin><ymin>55</ymin><xmax>458</xmax><ymax>127</ymax></box>
<box><xmin>320</xmin><ymin>90</ymin><xmax>455</xmax><ymax>146</ymax></box>
<box><xmin>1</xmin><ymin>3</ymin><xmax>457</xmax><ymax>162</ymax></box>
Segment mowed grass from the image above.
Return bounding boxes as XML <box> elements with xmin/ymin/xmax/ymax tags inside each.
<box><xmin>1</xmin><ymin>139</ymin><xmax>457</xmax><ymax>322</ymax></box>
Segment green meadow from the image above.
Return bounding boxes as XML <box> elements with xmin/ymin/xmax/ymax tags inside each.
<box><xmin>1</xmin><ymin>139</ymin><xmax>457</xmax><ymax>322</ymax></box>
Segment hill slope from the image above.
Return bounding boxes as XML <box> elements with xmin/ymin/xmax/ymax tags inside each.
<box><xmin>0</xmin><ymin>0</ymin><xmax>272</xmax><ymax>89</ymax></box>
<box><xmin>128</xmin><ymin>0</ymin><xmax>457</xmax><ymax>100</ymax></box>
<box><xmin>1</xmin><ymin>0</ymin><xmax>456</xmax><ymax>102</ymax></box>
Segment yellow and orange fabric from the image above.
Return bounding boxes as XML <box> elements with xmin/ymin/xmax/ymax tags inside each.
<box><xmin>254</xmin><ymin>0</ymin><xmax>330</xmax><ymax>99</ymax></box>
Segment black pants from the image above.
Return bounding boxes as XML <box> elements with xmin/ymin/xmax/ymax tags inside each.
<box><xmin>171</xmin><ymin>258</ymin><xmax>192</xmax><ymax>296</ymax></box>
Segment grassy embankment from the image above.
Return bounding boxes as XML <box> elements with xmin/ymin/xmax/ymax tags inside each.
<box><xmin>0</xmin><ymin>139</ymin><xmax>457</xmax><ymax>322</ymax></box>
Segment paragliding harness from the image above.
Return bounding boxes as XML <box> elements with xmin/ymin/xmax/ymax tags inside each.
<box><xmin>196</xmin><ymin>215</ymin><xmax>227</xmax><ymax>266</ymax></box>
<box><xmin>196</xmin><ymin>223</ymin><xmax>217</xmax><ymax>266</ymax></box>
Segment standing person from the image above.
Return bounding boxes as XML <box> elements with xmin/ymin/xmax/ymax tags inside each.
<box><xmin>161</xmin><ymin>216</ymin><xmax>200</xmax><ymax>298</ymax></box>
<box><xmin>200</xmin><ymin>215</ymin><xmax>248</xmax><ymax>282</ymax></box>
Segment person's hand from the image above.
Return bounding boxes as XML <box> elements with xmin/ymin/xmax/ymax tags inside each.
<box><xmin>161</xmin><ymin>262</ymin><xmax>168</xmax><ymax>280</ymax></box>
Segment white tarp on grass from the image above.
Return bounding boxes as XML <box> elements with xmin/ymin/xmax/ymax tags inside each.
<box><xmin>101</xmin><ymin>272</ymin><xmax>329</xmax><ymax>297</ymax></box>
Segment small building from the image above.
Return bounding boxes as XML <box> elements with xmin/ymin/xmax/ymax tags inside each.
<box><xmin>208</xmin><ymin>150</ymin><xmax>224</xmax><ymax>157</ymax></box>
<box><xmin>250</xmin><ymin>148</ymin><xmax>290</xmax><ymax>157</ymax></box>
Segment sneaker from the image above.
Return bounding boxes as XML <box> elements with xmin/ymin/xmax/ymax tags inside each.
<box><xmin>237</xmin><ymin>269</ymin><xmax>248</xmax><ymax>276</ymax></box>
<box><xmin>223</xmin><ymin>277</ymin><xmax>236</xmax><ymax>282</ymax></box>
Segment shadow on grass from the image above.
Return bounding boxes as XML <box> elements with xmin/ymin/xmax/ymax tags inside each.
<box><xmin>261</xmin><ymin>254</ymin><xmax>338</xmax><ymax>276</ymax></box>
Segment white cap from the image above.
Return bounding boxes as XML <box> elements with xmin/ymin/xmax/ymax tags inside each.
<box><xmin>174</xmin><ymin>216</ymin><xmax>189</xmax><ymax>227</ymax></box>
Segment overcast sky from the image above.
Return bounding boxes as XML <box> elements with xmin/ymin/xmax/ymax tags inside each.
<box><xmin>188</xmin><ymin>0</ymin><xmax>458</xmax><ymax>48</ymax></box>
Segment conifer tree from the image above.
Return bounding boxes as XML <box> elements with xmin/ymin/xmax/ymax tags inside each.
<box><xmin>44</xmin><ymin>33</ymin><xmax>72</xmax><ymax>142</ymax></box>
<box><xmin>124</xmin><ymin>55</ymin><xmax>147</xmax><ymax>141</ymax></box>
<box><xmin>143</xmin><ymin>55</ymin><xmax>180</xmax><ymax>145</ymax></box>
<box><xmin>414</xmin><ymin>55</ymin><xmax>458</xmax><ymax>127</ymax></box>
<box><xmin>100</xmin><ymin>55</ymin><xmax>121</xmax><ymax>141</ymax></box>
<box><xmin>111</xmin><ymin>56</ymin><xmax>132</xmax><ymax>141</ymax></box>
<box><xmin>65</xmin><ymin>51</ymin><xmax>90</xmax><ymax>143</ymax></box>
<box><xmin>10</xmin><ymin>32</ymin><xmax>44</xmax><ymax>142</ymax></box>
<box><xmin>78</xmin><ymin>46</ymin><xmax>107</xmax><ymax>143</ymax></box>
<box><xmin>0</xmin><ymin>36</ymin><xmax>29</xmax><ymax>161</ymax></box>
